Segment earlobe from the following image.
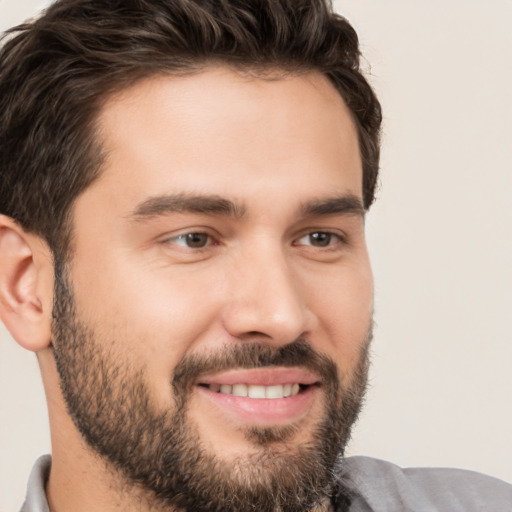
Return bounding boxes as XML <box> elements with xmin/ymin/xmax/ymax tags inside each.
<box><xmin>0</xmin><ymin>215</ymin><xmax>54</xmax><ymax>352</ymax></box>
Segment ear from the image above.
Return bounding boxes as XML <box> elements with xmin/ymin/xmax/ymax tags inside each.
<box><xmin>0</xmin><ymin>215</ymin><xmax>54</xmax><ymax>352</ymax></box>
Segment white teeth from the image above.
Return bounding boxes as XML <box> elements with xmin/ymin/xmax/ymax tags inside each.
<box><xmin>232</xmin><ymin>384</ymin><xmax>247</xmax><ymax>396</ymax></box>
<box><xmin>220</xmin><ymin>384</ymin><xmax>232</xmax><ymax>395</ymax></box>
<box><xmin>207</xmin><ymin>383</ymin><xmax>303</xmax><ymax>399</ymax></box>
<box><xmin>266</xmin><ymin>385</ymin><xmax>284</xmax><ymax>399</ymax></box>
<box><xmin>248</xmin><ymin>385</ymin><xmax>266</xmax><ymax>399</ymax></box>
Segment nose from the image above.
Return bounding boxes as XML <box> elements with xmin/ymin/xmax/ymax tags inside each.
<box><xmin>221</xmin><ymin>245</ymin><xmax>315</xmax><ymax>345</ymax></box>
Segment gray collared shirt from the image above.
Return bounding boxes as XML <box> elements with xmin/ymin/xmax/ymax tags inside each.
<box><xmin>20</xmin><ymin>456</ymin><xmax>50</xmax><ymax>512</ymax></box>
<box><xmin>20</xmin><ymin>454</ymin><xmax>512</xmax><ymax>511</ymax></box>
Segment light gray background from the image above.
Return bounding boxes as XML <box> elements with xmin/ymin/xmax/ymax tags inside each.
<box><xmin>1</xmin><ymin>1</ymin><xmax>511</xmax><ymax>510</ymax></box>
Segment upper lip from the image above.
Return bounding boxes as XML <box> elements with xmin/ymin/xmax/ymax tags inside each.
<box><xmin>197</xmin><ymin>367</ymin><xmax>320</xmax><ymax>387</ymax></box>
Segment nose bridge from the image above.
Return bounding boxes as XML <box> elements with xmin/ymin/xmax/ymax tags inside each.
<box><xmin>223</xmin><ymin>239</ymin><xmax>310</xmax><ymax>343</ymax></box>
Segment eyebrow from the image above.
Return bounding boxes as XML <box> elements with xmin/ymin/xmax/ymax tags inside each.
<box><xmin>300</xmin><ymin>194</ymin><xmax>365</xmax><ymax>218</ymax></box>
<box><xmin>129</xmin><ymin>192</ymin><xmax>365</xmax><ymax>222</ymax></box>
<box><xmin>130</xmin><ymin>193</ymin><xmax>246</xmax><ymax>220</ymax></box>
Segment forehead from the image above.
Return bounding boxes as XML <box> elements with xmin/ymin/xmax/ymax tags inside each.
<box><xmin>86</xmin><ymin>66</ymin><xmax>362</xmax><ymax>214</ymax></box>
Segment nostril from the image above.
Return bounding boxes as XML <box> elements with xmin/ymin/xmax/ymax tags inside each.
<box><xmin>235</xmin><ymin>331</ymin><xmax>274</xmax><ymax>343</ymax></box>
<box><xmin>246</xmin><ymin>331</ymin><xmax>266</xmax><ymax>337</ymax></box>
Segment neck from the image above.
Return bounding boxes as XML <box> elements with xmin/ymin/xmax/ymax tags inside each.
<box><xmin>40</xmin><ymin>350</ymin><xmax>168</xmax><ymax>512</ymax></box>
<box><xmin>46</xmin><ymin>450</ymin><xmax>175</xmax><ymax>512</ymax></box>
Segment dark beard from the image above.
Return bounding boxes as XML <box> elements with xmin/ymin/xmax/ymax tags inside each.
<box><xmin>51</xmin><ymin>262</ymin><xmax>370</xmax><ymax>512</ymax></box>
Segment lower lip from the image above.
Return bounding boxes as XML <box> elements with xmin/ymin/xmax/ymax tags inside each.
<box><xmin>196</xmin><ymin>385</ymin><xmax>319</xmax><ymax>426</ymax></box>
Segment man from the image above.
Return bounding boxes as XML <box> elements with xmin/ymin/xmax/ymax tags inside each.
<box><xmin>0</xmin><ymin>1</ymin><xmax>510</xmax><ymax>511</ymax></box>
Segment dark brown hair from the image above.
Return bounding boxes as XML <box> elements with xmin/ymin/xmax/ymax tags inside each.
<box><xmin>0</xmin><ymin>0</ymin><xmax>382</xmax><ymax>258</ymax></box>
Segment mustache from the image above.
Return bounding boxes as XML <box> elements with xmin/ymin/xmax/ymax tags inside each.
<box><xmin>171</xmin><ymin>339</ymin><xmax>339</xmax><ymax>400</ymax></box>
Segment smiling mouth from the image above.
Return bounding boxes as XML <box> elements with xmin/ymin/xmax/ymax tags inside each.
<box><xmin>198</xmin><ymin>382</ymin><xmax>313</xmax><ymax>399</ymax></box>
<box><xmin>195</xmin><ymin>368</ymin><xmax>322</xmax><ymax>425</ymax></box>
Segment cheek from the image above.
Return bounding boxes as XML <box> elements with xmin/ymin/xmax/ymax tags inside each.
<box><xmin>306</xmin><ymin>261</ymin><xmax>373</xmax><ymax>371</ymax></box>
<box><xmin>73</xmin><ymin>244</ymin><xmax>217</xmax><ymax>329</ymax></box>
<box><xmin>69</xmin><ymin>252</ymin><xmax>224</xmax><ymax>393</ymax></box>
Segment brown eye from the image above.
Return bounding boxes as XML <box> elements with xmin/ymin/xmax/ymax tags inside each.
<box><xmin>308</xmin><ymin>232</ymin><xmax>332</xmax><ymax>247</ymax></box>
<box><xmin>297</xmin><ymin>232</ymin><xmax>339</xmax><ymax>248</ymax></box>
<box><xmin>170</xmin><ymin>232</ymin><xmax>210</xmax><ymax>248</ymax></box>
<box><xmin>187</xmin><ymin>233</ymin><xmax>209</xmax><ymax>248</ymax></box>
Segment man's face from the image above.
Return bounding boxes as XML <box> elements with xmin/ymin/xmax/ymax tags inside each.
<box><xmin>52</xmin><ymin>67</ymin><xmax>373</xmax><ymax>511</ymax></box>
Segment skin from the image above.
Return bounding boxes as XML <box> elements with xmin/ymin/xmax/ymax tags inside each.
<box><xmin>0</xmin><ymin>66</ymin><xmax>373</xmax><ymax>511</ymax></box>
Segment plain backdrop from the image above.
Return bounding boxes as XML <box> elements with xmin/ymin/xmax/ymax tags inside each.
<box><xmin>1</xmin><ymin>1</ymin><xmax>511</xmax><ymax>510</ymax></box>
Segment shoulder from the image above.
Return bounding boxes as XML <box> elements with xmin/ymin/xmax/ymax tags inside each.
<box><xmin>336</xmin><ymin>456</ymin><xmax>512</xmax><ymax>512</ymax></box>
<box><xmin>20</xmin><ymin>455</ymin><xmax>51</xmax><ymax>512</ymax></box>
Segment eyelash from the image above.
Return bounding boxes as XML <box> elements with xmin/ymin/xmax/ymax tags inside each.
<box><xmin>164</xmin><ymin>230</ymin><xmax>346</xmax><ymax>250</ymax></box>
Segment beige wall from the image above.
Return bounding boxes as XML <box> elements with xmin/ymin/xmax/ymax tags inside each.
<box><xmin>1</xmin><ymin>1</ymin><xmax>511</xmax><ymax>509</ymax></box>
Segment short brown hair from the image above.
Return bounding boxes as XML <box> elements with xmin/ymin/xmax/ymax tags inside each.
<box><xmin>0</xmin><ymin>0</ymin><xmax>382</xmax><ymax>258</ymax></box>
